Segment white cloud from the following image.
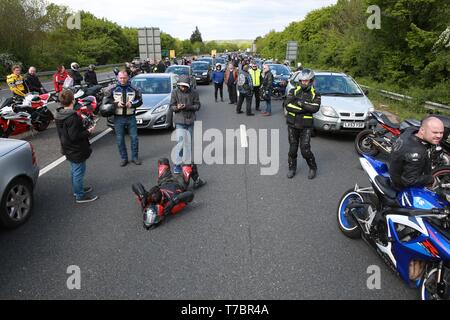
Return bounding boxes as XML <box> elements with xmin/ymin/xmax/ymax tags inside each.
<box><xmin>50</xmin><ymin>0</ymin><xmax>337</xmax><ymax>40</ymax></box>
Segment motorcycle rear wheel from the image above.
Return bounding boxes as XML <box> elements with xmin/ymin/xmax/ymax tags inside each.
<box><xmin>355</xmin><ymin>129</ymin><xmax>379</xmax><ymax>157</ymax></box>
<box><xmin>432</xmin><ymin>166</ymin><xmax>450</xmax><ymax>190</ymax></box>
<box><xmin>337</xmin><ymin>189</ymin><xmax>364</xmax><ymax>239</ymax></box>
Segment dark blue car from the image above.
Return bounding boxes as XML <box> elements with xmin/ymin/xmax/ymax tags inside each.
<box><xmin>267</xmin><ymin>64</ymin><xmax>291</xmax><ymax>98</ymax></box>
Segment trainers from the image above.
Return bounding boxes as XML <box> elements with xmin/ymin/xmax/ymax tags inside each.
<box><xmin>247</xmin><ymin>113</ymin><xmax>255</xmax><ymax>116</ymax></box>
<box><xmin>132</xmin><ymin>158</ymin><xmax>142</xmax><ymax>165</ymax></box>
<box><xmin>73</xmin><ymin>186</ymin><xmax>93</xmax><ymax>197</ymax></box>
<box><xmin>173</xmin><ymin>165</ymin><xmax>182</xmax><ymax>174</ymax></box>
<box><xmin>193</xmin><ymin>178</ymin><xmax>207</xmax><ymax>189</ymax></box>
<box><xmin>120</xmin><ymin>159</ymin><xmax>128</xmax><ymax>167</ymax></box>
<box><xmin>236</xmin><ymin>110</ymin><xmax>244</xmax><ymax>114</ymax></box>
<box><xmin>76</xmin><ymin>194</ymin><xmax>99</xmax><ymax>203</ymax></box>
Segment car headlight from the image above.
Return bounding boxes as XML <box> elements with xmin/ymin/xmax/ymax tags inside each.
<box><xmin>368</xmin><ymin>106</ymin><xmax>375</xmax><ymax>112</ymax></box>
<box><xmin>152</xmin><ymin>104</ymin><xmax>169</xmax><ymax>114</ymax></box>
<box><xmin>202</xmin><ymin>72</ymin><xmax>208</xmax><ymax>76</ymax></box>
<box><xmin>321</xmin><ymin>106</ymin><xmax>339</xmax><ymax>118</ymax></box>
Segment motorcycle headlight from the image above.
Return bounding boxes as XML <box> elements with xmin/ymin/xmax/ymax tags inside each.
<box><xmin>321</xmin><ymin>106</ymin><xmax>339</xmax><ymax>118</ymax></box>
<box><xmin>202</xmin><ymin>72</ymin><xmax>208</xmax><ymax>76</ymax></box>
<box><xmin>152</xmin><ymin>104</ymin><xmax>169</xmax><ymax>114</ymax></box>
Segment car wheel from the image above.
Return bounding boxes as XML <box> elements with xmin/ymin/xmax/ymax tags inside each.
<box><xmin>0</xmin><ymin>177</ymin><xmax>34</xmax><ymax>229</ymax></box>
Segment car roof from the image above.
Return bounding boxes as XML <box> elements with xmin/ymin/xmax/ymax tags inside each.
<box><xmin>132</xmin><ymin>73</ymin><xmax>172</xmax><ymax>79</ymax></box>
<box><xmin>192</xmin><ymin>61</ymin><xmax>209</xmax><ymax>64</ymax></box>
<box><xmin>313</xmin><ymin>71</ymin><xmax>349</xmax><ymax>77</ymax></box>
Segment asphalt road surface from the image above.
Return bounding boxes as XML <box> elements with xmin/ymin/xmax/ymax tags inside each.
<box><xmin>0</xmin><ymin>83</ymin><xmax>418</xmax><ymax>299</ymax></box>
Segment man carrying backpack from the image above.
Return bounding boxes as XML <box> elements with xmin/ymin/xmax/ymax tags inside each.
<box><xmin>236</xmin><ymin>64</ymin><xmax>254</xmax><ymax>116</ymax></box>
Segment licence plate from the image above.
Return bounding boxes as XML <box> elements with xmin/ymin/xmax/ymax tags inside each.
<box><xmin>342</xmin><ymin>121</ymin><xmax>365</xmax><ymax>128</ymax></box>
<box><xmin>136</xmin><ymin>119</ymin><xmax>143</xmax><ymax>125</ymax></box>
<box><xmin>196</xmin><ymin>77</ymin><xmax>201</xmax><ymax>80</ymax></box>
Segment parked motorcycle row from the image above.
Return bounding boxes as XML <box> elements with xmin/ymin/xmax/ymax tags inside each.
<box><xmin>338</xmin><ymin>111</ymin><xmax>450</xmax><ymax>300</ymax></box>
<box><xmin>0</xmin><ymin>83</ymin><xmax>109</xmax><ymax>138</ymax></box>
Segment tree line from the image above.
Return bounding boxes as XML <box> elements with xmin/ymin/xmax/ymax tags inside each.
<box><xmin>0</xmin><ymin>0</ymin><xmax>249</xmax><ymax>78</ymax></box>
<box><xmin>255</xmin><ymin>0</ymin><xmax>449</xmax><ymax>105</ymax></box>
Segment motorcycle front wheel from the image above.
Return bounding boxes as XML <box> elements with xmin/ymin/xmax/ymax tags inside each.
<box><xmin>355</xmin><ymin>129</ymin><xmax>379</xmax><ymax>157</ymax></box>
<box><xmin>421</xmin><ymin>268</ymin><xmax>449</xmax><ymax>300</ymax></box>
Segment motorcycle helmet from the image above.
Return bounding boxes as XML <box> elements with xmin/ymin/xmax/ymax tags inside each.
<box><xmin>215</xmin><ymin>63</ymin><xmax>221</xmax><ymax>69</ymax></box>
<box><xmin>88</xmin><ymin>64</ymin><xmax>96</xmax><ymax>71</ymax></box>
<box><xmin>143</xmin><ymin>205</ymin><xmax>160</xmax><ymax>229</ymax></box>
<box><xmin>298</xmin><ymin>68</ymin><xmax>315</xmax><ymax>90</ymax></box>
<box><xmin>70</xmin><ymin>62</ymin><xmax>80</xmax><ymax>71</ymax></box>
<box><xmin>99</xmin><ymin>103</ymin><xmax>115</xmax><ymax>117</ymax></box>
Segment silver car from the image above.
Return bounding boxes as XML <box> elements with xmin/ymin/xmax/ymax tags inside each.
<box><xmin>108</xmin><ymin>73</ymin><xmax>178</xmax><ymax>130</ymax></box>
<box><xmin>0</xmin><ymin>138</ymin><xmax>39</xmax><ymax>229</ymax></box>
<box><xmin>284</xmin><ymin>71</ymin><xmax>374</xmax><ymax>133</ymax></box>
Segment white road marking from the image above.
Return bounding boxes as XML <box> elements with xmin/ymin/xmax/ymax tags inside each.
<box><xmin>39</xmin><ymin>127</ymin><xmax>113</xmax><ymax>177</ymax></box>
<box><xmin>240</xmin><ymin>124</ymin><xmax>248</xmax><ymax>148</ymax></box>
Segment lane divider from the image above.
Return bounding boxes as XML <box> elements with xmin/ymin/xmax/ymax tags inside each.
<box><xmin>240</xmin><ymin>124</ymin><xmax>248</xmax><ymax>148</ymax></box>
<box><xmin>39</xmin><ymin>127</ymin><xmax>113</xmax><ymax>177</ymax></box>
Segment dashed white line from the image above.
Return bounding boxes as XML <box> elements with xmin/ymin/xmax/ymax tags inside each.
<box><xmin>39</xmin><ymin>127</ymin><xmax>113</xmax><ymax>177</ymax></box>
<box><xmin>240</xmin><ymin>124</ymin><xmax>248</xmax><ymax>148</ymax></box>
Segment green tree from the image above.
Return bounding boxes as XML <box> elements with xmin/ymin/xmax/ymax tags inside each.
<box><xmin>190</xmin><ymin>26</ymin><xmax>203</xmax><ymax>43</ymax></box>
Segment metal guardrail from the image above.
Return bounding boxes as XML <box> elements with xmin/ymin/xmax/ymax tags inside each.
<box><xmin>360</xmin><ymin>85</ymin><xmax>450</xmax><ymax>113</ymax></box>
<box><xmin>35</xmin><ymin>63</ymin><xmax>123</xmax><ymax>77</ymax></box>
<box><xmin>1</xmin><ymin>63</ymin><xmax>123</xmax><ymax>82</ymax></box>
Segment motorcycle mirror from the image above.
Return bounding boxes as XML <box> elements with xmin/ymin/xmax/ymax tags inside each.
<box><xmin>363</xmin><ymin>89</ymin><xmax>369</xmax><ymax>95</ymax></box>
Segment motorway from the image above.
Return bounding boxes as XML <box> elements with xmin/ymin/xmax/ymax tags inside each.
<box><xmin>0</xmin><ymin>82</ymin><xmax>417</xmax><ymax>299</ymax></box>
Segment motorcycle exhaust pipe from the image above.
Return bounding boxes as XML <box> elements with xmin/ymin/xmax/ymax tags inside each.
<box><xmin>371</xmin><ymin>139</ymin><xmax>391</xmax><ymax>154</ymax></box>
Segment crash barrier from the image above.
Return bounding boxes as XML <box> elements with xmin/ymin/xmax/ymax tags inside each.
<box><xmin>360</xmin><ymin>85</ymin><xmax>450</xmax><ymax>113</ymax></box>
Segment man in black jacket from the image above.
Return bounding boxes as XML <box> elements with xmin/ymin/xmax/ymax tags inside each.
<box><xmin>389</xmin><ymin>117</ymin><xmax>444</xmax><ymax>190</ymax></box>
<box><xmin>68</xmin><ymin>62</ymin><xmax>83</xmax><ymax>86</ymax></box>
<box><xmin>285</xmin><ymin>69</ymin><xmax>321</xmax><ymax>180</ymax></box>
<box><xmin>84</xmin><ymin>65</ymin><xmax>98</xmax><ymax>87</ymax></box>
<box><xmin>25</xmin><ymin>67</ymin><xmax>46</xmax><ymax>93</ymax></box>
<box><xmin>55</xmin><ymin>90</ymin><xmax>98</xmax><ymax>203</ymax></box>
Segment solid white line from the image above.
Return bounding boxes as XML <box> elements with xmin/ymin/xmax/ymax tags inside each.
<box><xmin>38</xmin><ymin>127</ymin><xmax>113</xmax><ymax>177</ymax></box>
<box><xmin>240</xmin><ymin>124</ymin><xmax>248</xmax><ymax>148</ymax></box>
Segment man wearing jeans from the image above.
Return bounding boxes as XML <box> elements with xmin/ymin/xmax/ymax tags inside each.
<box><xmin>103</xmin><ymin>71</ymin><xmax>143</xmax><ymax>166</ymax></box>
<box><xmin>55</xmin><ymin>90</ymin><xmax>98</xmax><ymax>203</ymax></box>
<box><xmin>169</xmin><ymin>75</ymin><xmax>206</xmax><ymax>188</ymax></box>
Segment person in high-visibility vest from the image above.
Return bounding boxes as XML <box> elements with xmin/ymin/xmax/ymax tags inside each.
<box><xmin>285</xmin><ymin>69</ymin><xmax>321</xmax><ymax>180</ymax></box>
<box><xmin>248</xmin><ymin>63</ymin><xmax>263</xmax><ymax>111</ymax></box>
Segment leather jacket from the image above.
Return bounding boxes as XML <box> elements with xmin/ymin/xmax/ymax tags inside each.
<box><xmin>389</xmin><ymin>127</ymin><xmax>434</xmax><ymax>190</ymax></box>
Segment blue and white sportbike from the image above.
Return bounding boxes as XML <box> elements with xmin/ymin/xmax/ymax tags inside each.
<box><xmin>337</xmin><ymin>155</ymin><xmax>450</xmax><ymax>300</ymax></box>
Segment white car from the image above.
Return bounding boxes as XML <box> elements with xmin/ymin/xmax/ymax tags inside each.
<box><xmin>284</xmin><ymin>71</ymin><xmax>374</xmax><ymax>133</ymax></box>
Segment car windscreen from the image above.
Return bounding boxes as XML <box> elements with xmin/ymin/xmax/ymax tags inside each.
<box><xmin>131</xmin><ymin>77</ymin><xmax>171</xmax><ymax>94</ymax></box>
<box><xmin>216</xmin><ymin>58</ymin><xmax>226</xmax><ymax>64</ymax></box>
<box><xmin>191</xmin><ymin>63</ymin><xmax>209</xmax><ymax>71</ymax></box>
<box><xmin>314</xmin><ymin>75</ymin><xmax>363</xmax><ymax>96</ymax></box>
<box><xmin>269</xmin><ymin>64</ymin><xmax>290</xmax><ymax>76</ymax></box>
<box><xmin>166</xmin><ymin>66</ymin><xmax>189</xmax><ymax>75</ymax></box>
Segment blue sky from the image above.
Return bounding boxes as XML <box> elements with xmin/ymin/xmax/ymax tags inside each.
<box><xmin>52</xmin><ymin>0</ymin><xmax>338</xmax><ymax>40</ymax></box>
